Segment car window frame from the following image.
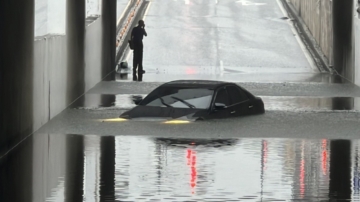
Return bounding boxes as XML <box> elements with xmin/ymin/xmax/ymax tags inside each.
<box><xmin>211</xmin><ymin>86</ymin><xmax>232</xmax><ymax>110</ymax></box>
<box><xmin>225</xmin><ymin>85</ymin><xmax>250</xmax><ymax>106</ymax></box>
<box><xmin>140</xmin><ymin>86</ymin><xmax>216</xmax><ymax>109</ymax></box>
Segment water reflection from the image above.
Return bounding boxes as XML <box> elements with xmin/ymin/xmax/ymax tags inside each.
<box><xmin>1</xmin><ymin>135</ymin><xmax>360</xmax><ymax>201</ymax></box>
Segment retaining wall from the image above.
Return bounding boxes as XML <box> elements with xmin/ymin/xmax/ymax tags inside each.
<box><xmin>286</xmin><ymin>0</ymin><xmax>358</xmax><ymax>84</ymax></box>
<box><xmin>287</xmin><ymin>0</ymin><xmax>333</xmax><ymax>67</ymax></box>
<box><xmin>0</xmin><ymin>0</ymin><xmax>117</xmax><ymax>157</ymax></box>
<box><xmin>355</xmin><ymin>1</ymin><xmax>360</xmax><ymax>85</ymax></box>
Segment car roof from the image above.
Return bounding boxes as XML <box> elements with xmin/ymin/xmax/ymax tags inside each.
<box><xmin>162</xmin><ymin>80</ymin><xmax>232</xmax><ymax>89</ymax></box>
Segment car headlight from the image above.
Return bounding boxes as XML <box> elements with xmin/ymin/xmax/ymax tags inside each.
<box><xmin>163</xmin><ymin>120</ymin><xmax>191</xmax><ymax>124</ymax></box>
<box><xmin>100</xmin><ymin>118</ymin><xmax>128</xmax><ymax>122</ymax></box>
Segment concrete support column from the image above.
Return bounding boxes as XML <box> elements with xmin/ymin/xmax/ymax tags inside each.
<box><xmin>329</xmin><ymin>140</ymin><xmax>351</xmax><ymax>200</ymax></box>
<box><xmin>0</xmin><ymin>136</ymin><xmax>33</xmax><ymax>202</ymax></box>
<box><xmin>66</xmin><ymin>0</ymin><xmax>86</xmax><ymax>104</ymax></box>
<box><xmin>101</xmin><ymin>0</ymin><xmax>117</xmax><ymax>79</ymax></box>
<box><xmin>65</xmin><ymin>135</ymin><xmax>84</xmax><ymax>202</ymax></box>
<box><xmin>100</xmin><ymin>136</ymin><xmax>115</xmax><ymax>201</ymax></box>
<box><xmin>0</xmin><ymin>0</ymin><xmax>35</xmax><ymax>155</ymax></box>
<box><xmin>333</xmin><ymin>0</ymin><xmax>355</xmax><ymax>82</ymax></box>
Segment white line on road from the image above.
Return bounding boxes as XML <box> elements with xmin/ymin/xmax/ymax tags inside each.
<box><xmin>235</xmin><ymin>0</ymin><xmax>266</xmax><ymax>6</ymax></box>
<box><xmin>220</xmin><ymin>60</ymin><xmax>224</xmax><ymax>72</ymax></box>
<box><xmin>126</xmin><ymin>50</ymin><xmax>132</xmax><ymax>62</ymax></box>
<box><xmin>143</xmin><ymin>1</ymin><xmax>152</xmax><ymax>21</ymax></box>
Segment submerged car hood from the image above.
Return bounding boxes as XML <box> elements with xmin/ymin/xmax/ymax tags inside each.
<box><xmin>120</xmin><ymin>106</ymin><xmax>206</xmax><ymax>120</ymax></box>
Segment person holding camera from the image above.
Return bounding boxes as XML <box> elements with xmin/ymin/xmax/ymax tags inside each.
<box><xmin>131</xmin><ymin>20</ymin><xmax>147</xmax><ymax>81</ymax></box>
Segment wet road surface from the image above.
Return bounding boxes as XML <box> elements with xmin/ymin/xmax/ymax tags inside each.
<box><xmin>4</xmin><ymin>0</ymin><xmax>360</xmax><ymax>201</ymax></box>
<box><xmin>119</xmin><ymin>0</ymin><xmax>317</xmax><ymax>82</ymax></box>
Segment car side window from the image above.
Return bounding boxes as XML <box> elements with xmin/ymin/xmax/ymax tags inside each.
<box><xmin>214</xmin><ymin>88</ymin><xmax>230</xmax><ymax>106</ymax></box>
<box><xmin>227</xmin><ymin>86</ymin><xmax>248</xmax><ymax>104</ymax></box>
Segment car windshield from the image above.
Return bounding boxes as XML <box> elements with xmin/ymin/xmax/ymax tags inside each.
<box><xmin>140</xmin><ymin>87</ymin><xmax>214</xmax><ymax>109</ymax></box>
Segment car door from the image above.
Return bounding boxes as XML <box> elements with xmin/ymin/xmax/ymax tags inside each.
<box><xmin>226</xmin><ymin>85</ymin><xmax>251</xmax><ymax>117</ymax></box>
<box><xmin>208</xmin><ymin>87</ymin><xmax>231</xmax><ymax>119</ymax></box>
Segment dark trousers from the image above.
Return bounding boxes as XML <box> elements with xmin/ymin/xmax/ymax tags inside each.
<box><xmin>133</xmin><ymin>41</ymin><xmax>143</xmax><ymax>81</ymax></box>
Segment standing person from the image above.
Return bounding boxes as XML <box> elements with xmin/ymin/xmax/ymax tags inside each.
<box><xmin>131</xmin><ymin>20</ymin><xmax>147</xmax><ymax>81</ymax></box>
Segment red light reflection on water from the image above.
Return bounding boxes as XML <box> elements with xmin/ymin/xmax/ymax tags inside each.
<box><xmin>321</xmin><ymin>139</ymin><xmax>328</xmax><ymax>175</ymax></box>
<box><xmin>262</xmin><ymin>140</ymin><xmax>268</xmax><ymax>171</ymax></box>
<box><xmin>187</xmin><ymin>149</ymin><xmax>197</xmax><ymax>194</ymax></box>
<box><xmin>299</xmin><ymin>142</ymin><xmax>305</xmax><ymax>198</ymax></box>
<box><xmin>300</xmin><ymin>159</ymin><xmax>305</xmax><ymax>197</ymax></box>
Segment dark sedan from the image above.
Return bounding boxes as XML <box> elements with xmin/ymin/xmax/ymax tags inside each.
<box><xmin>119</xmin><ymin>80</ymin><xmax>264</xmax><ymax>122</ymax></box>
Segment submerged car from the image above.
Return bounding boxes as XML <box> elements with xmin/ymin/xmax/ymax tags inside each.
<box><xmin>155</xmin><ymin>137</ymin><xmax>239</xmax><ymax>148</ymax></box>
<box><xmin>119</xmin><ymin>80</ymin><xmax>265</xmax><ymax>121</ymax></box>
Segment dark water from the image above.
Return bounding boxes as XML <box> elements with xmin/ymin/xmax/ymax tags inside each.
<box><xmin>1</xmin><ymin>134</ymin><xmax>359</xmax><ymax>201</ymax></box>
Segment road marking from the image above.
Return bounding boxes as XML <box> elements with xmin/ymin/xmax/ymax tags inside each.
<box><xmin>235</xmin><ymin>0</ymin><xmax>266</xmax><ymax>6</ymax></box>
<box><xmin>220</xmin><ymin>60</ymin><xmax>224</xmax><ymax>72</ymax></box>
<box><xmin>143</xmin><ymin>1</ymin><xmax>152</xmax><ymax>21</ymax></box>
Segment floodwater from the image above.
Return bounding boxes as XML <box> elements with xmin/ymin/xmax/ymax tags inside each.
<box><xmin>71</xmin><ymin>94</ymin><xmax>360</xmax><ymax>112</ymax></box>
<box><xmin>1</xmin><ymin>134</ymin><xmax>358</xmax><ymax>201</ymax></box>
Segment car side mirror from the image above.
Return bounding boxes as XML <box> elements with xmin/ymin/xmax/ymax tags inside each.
<box><xmin>132</xmin><ymin>95</ymin><xmax>143</xmax><ymax>105</ymax></box>
<box><xmin>214</xmin><ymin>103</ymin><xmax>227</xmax><ymax>110</ymax></box>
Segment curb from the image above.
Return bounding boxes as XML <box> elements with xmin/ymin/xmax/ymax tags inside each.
<box><xmin>279</xmin><ymin>0</ymin><xmax>333</xmax><ymax>73</ymax></box>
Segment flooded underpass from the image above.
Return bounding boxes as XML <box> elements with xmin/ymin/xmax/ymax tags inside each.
<box><xmin>2</xmin><ymin>133</ymin><xmax>360</xmax><ymax>201</ymax></box>
<box><xmin>2</xmin><ymin>0</ymin><xmax>360</xmax><ymax>201</ymax></box>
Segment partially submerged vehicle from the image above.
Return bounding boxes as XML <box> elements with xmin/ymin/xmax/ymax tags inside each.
<box><xmin>119</xmin><ymin>80</ymin><xmax>265</xmax><ymax>122</ymax></box>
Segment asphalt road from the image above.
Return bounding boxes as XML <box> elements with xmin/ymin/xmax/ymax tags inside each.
<box><xmin>119</xmin><ymin>0</ymin><xmax>318</xmax><ymax>82</ymax></box>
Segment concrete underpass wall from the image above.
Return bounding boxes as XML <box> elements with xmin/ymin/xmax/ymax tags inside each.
<box><xmin>287</xmin><ymin>0</ymin><xmax>333</xmax><ymax>67</ymax></box>
<box><xmin>0</xmin><ymin>0</ymin><xmax>117</xmax><ymax>157</ymax></box>
<box><xmin>355</xmin><ymin>2</ymin><xmax>360</xmax><ymax>85</ymax></box>
<box><xmin>286</xmin><ymin>0</ymin><xmax>357</xmax><ymax>83</ymax></box>
<box><xmin>85</xmin><ymin>18</ymin><xmax>104</xmax><ymax>94</ymax></box>
<box><xmin>33</xmin><ymin>15</ymin><xmax>112</xmax><ymax>132</ymax></box>
<box><xmin>33</xmin><ymin>35</ymin><xmax>68</xmax><ymax>130</ymax></box>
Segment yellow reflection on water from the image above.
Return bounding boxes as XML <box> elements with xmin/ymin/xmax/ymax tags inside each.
<box><xmin>99</xmin><ymin>118</ymin><xmax>128</xmax><ymax>122</ymax></box>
